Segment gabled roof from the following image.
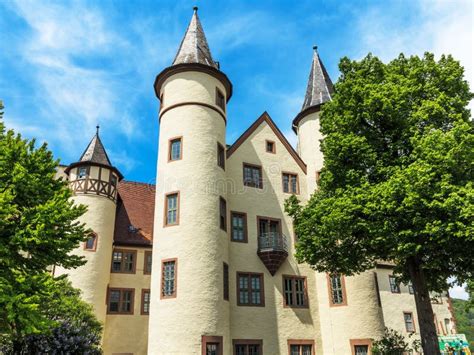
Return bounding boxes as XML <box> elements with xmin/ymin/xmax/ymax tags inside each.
<box><xmin>79</xmin><ymin>127</ymin><xmax>112</xmax><ymax>166</ymax></box>
<box><xmin>292</xmin><ymin>46</ymin><xmax>334</xmax><ymax>132</ymax></box>
<box><xmin>172</xmin><ymin>7</ymin><xmax>217</xmax><ymax>68</ymax></box>
<box><xmin>114</xmin><ymin>181</ymin><xmax>155</xmax><ymax>247</ymax></box>
<box><xmin>227</xmin><ymin>112</ymin><xmax>307</xmax><ymax>174</ymax></box>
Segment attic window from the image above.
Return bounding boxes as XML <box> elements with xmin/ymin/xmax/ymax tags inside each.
<box><xmin>266</xmin><ymin>140</ymin><xmax>275</xmax><ymax>153</ymax></box>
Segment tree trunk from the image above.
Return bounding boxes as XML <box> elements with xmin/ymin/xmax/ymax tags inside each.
<box><xmin>407</xmin><ymin>257</ymin><xmax>440</xmax><ymax>355</ymax></box>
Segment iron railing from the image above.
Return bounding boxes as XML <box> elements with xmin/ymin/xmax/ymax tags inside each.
<box><xmin>258</xmin><ymin>232</ymin><xmax>288</xmax><ymax>253</ymax></box>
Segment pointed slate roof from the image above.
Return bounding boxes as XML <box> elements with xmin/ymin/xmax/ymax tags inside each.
<box><xmin>172</xmin><ymin>7</ymin><xmax>218</xmax><ymax>68</ymax></box>
<box><xmin>301</xmin><ymin>46</ymin><xmax>334</xmax><ymax>110</ymax></box>
<box><xmin>79</xmin><ymin>126</ymin><xmax>112</xmax><ymax>166</ymax></box>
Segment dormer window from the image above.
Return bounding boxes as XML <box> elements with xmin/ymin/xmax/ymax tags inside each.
<box><xmin>216</xmin><ymin>88</ymin><xmax>225</xmax><ymax>112</ymax></box>
<box><xmin>78</xmin><ymin>166</ymin><xmax>88</xmax><ymax>179</ymax></box>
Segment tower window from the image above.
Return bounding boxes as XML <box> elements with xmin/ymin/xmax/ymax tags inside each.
<box><xmin>282</xmin><ymin>172</ymin><xmax>299</xmax><ymax>194</ymax></box>
<box><xmin>237</xmin><ymin>272</ymin><xmax>264</xmax><ymax>306</ymax></box>
<box><xmin>350</xmin><ymin>339</ymin><xmax>372</xmax><ymax>355</ymax></box>
<box><xmin>223</xmin><ymin>263</ymin><xmax>229</xmax><ymax>301</ymax></box>
<box><xmin>328</xmin><ymin>273</ymin><xmax>347</xmax><ymax>306</ymax></box>
<box><xmin>161</xmin><ymin>259</ymin><xmax>177</xmax><ymax>298</ymax></box>
<box><xmin>234</xmin><ymin>340</ymin><xmax>263</xmax><ymax>355</ymax></box>
<box><xmin>265</xmin><ymin>140</ymin><xmax>275</xmax><ymax>153</ymax></box>
<box><xmin>219</xmin><ymin>197</ymin><xmax>227</xmax><ymax>231</ymax></box>
<box><xmin>77</xmin><ymin>166</ymin><xmax>88</xmax><ymax>179</ymax></box>
<box><xmin>141</xmin><ymin>289</ymin><xmax>150</xmax><ymax>315</ymax></box>
<box><xmin>202</xmin><ymin>336</ymin><xmax>223</xmax><ymax>355</ymax></box>
<box><xmin>144</xmin><ymin>250</ymin><xmax>152</xmax><ymax>275</ymax></box>
<box><xmin>404</xmin><ymin>312</ymin><xmax>415</xmax><ymax>332</ymax></box>
<box><xmin>84</xmin><ymin>232</ymin><xmax>97</xmax><ymax>251</ymax></box>
<box><xmin>164</xmin><ymin>192</ymin><xmax>179</xmax><ymax>226</ymax></box>
<box><xmin>168</xmin><ymin>137</ymin><xmax>182</xmax><ymax>161</ymax></box>
<box><xmin>216</xmin><ymin>88</ymin><xmax>225</xmax><ymax>112</ymax></box>
<box><xmin>243</xmin><ymin>163</ymin><xmax>262</xmax><ymax>189</ymax></box>
<box><xmin>283</xmin><ymin>276</ymin><xmax>308</xmax><ymax>308</ymax></box>
<box><xmin>111</xmin><ymin>249</ymin><xmax>137</xmax><ymax>273</ymax></box>
<box><xmin>288</xmin><ymin>340</ymin><xmax>314</xmax><ymax>355</ymax></box>
<box><xmin>389</xmin><ymin>275</ymin><xmax>400</xmax><ymax>293</ymax></box>
<box><xmin>110</xmin><ymin>174</ymin><xmax>117</xmax><ymax>188</ymax></box>
<box><xmin>217</xmin><ymin>142</ymin><xmax>225</xmax><ymax>169</ymax></box>
<box><xmin>107</xmin><ymin>288</ymin><xmax>134</xmax><ymax>314</ymax></box>
<box><xmin>231</xmin><ymin>212</ymin><xmax>247</xmax><ymax>242</ymax></box>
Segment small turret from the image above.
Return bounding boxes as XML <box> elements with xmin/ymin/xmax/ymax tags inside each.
<box><xmin>293</xmin><ymin>46</ymin><xmax>334</xmax><ymax>195</ymax></box>
<box><xmin>57</xmin><ymin>127</ymin><xmax>122</xmax><ymax>323</ymax></box>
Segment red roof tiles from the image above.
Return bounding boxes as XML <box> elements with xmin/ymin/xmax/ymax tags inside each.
<box><xmin>114</xmin><ymin>181</ymin><xmax>155</xmax><ymax>247</ymax></box>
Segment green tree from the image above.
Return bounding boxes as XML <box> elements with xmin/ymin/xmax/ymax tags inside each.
<box><xmin>372</xmin><ymin>328</ymin><xmax>421</xmax><ymax>355</ymax></box>
<box><xmin>451</xmin><ymin>298</ymin><xmax>474</xmax><ymax>350</ymax></box>
<box><xmin>0</xmin><ymin>101</ymin><xmax>91</xmax><ymax>351</ymax></box>
<box><xmin>286</xmin><ymin>53</ymin><xmax>474</xmax><ymax>355</ymax></box>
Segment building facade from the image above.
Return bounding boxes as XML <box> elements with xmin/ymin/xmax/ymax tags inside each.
<box><xmin>55</xmin><ymin>8</ymin><xmax>456</xmax><ymax>355</ymax></box>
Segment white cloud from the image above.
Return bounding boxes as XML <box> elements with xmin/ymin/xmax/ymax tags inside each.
<box><xmin>449</xmin><ymin>283</ymin><xmax>468</xmax><ymax>300</ymax></box>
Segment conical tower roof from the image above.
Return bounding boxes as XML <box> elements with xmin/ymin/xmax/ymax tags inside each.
<box><xmin>301</xmin><ymin>46</ymin><xmax>334</xmax><ymax>110</ymax></box>
<box><xmin>79</xmin><ymin>126</ymin><xmax>112</xmax><ymax>166</ymax></box>
<box><xmin>172</xmin><ymin>7</ymin><xmax>218</xmax><ymax>68</ymax></box>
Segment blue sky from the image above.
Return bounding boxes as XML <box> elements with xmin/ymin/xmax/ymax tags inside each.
<box><xmin>0</xmin><ymin>1</ymin><xmax>472</xmax><ymax>295</ymax></box>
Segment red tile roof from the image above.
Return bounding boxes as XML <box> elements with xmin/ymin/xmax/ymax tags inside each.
<box><xmin>114</xmin><ymin>181</ymin><xmax>155</xmax><ymax>247</ymax></box>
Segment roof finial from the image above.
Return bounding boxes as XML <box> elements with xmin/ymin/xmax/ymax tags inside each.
<box><xmin>193</xmin><ymin>6</ymin><xmax>198</xmax><ymax>13</ymax></box>
<box><xmin>313</xmin><ymin>45</ymin><xmax>318</xmax><ymax>52</ymax></box>
<box><xmin>96</xmin><ymin>125</ymin><xmax>100</xmax><ymax>135</ymax></box>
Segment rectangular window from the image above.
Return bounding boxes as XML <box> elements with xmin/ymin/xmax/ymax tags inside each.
<box><xmin>110</xmin><ymin>174</ymin><xmax>117</xmax><ymax>189</ymax></box>
<box><xmin>161</xmin><ymin>259</ymin><xmax>177</xmax><ymax>299</ymax></box>
<box><xmin>107</xmin><ymin>288</ymin><xmax>134</xmax><ymax>314</ymax></box>
<box><xmin>216</xmin><ymin>88</ymin><xmax>225</xmax><ymax>111</ymax></box>
<box><xmin>217</xmin><ymin>142</ymin><xmax>225</xmax><ymax>169</ymax></box>
<box><xmin>111</xmin><ymin>249</ymin><xmax>136</xmax><ymax>273</ymax></box>
<box><xmin>354</xmin><ymin>345</ymin><xmax>369</xmax><ymax>355</ymax></box>
<box><xmin>219</xmin><ymin>197</ymin><xmax>227</xmax><ymax>231</ymax></box>
<box><xmin>282</xmin><ymin>172</ymin><xmax>299</xmax><ymax>194</ymax></box>
<box><xmin>287</xmin><ymin>340</ymin><xmax>314</xmax><ymax>355</ymax></box>
<box><xmin>265</xmin><ymin>140</ymin><xmax>275</xmax><ymax>153</ymax></box>
<box><xmin>168</xmin><ymin>137</ymin><xmax>182</xmax><ymax>161</ymax></box>
<box><xmin>231</xmin><ymin>212</ymin><xmax>247</xmax><ymax>242</ymax></box>
<box><xmin>141</xmin><ymin>289</ymin><xmax>150</xmax><ymax>315</ymax></box>
<box><xmin>223</xmin><ymin>263</ymin><xmax>229</xmax><ymax>301</ymax></box>
<box><xmin>202</xmin><ymin>336</ymin><xmax>223</xmax><ymax>355</ymax></box>
<box><xmin>233</xmin><ymin>340</ymin><xmax>263</xmax><ymax>355</ymax></box>
<box><xmin>350</xmin><ymin>339</ymin><xmax>372</xmax><ymax>355</ymax></box>
<box><xmin>257</xmin><ymin>217</ymin><xmax>281</xmax><ymax>242</ymax></box>
<box><xmin>164</xmin><ymin>192</ymin><xmax>179</xmax><ymax>226</ymax></box>
<box><xmin>243</xmin><ymin>163</ymin><xmax>262</xmax><ymax>189</ymax></box>
<box><xmin>237</xmin><ymin>272</ymin><xmax>264</xmax><ymax>306</ymax></box>
<box><xmin>408</xmin><ymin>281</ymin><xmax>414</xmax><ymax>294</ymax></box>
<box><xmin>444</xmin><ymin>318</ymin><xmax>451</xmax><ymax>334</ymax></box>
<box><xmin>328</xmin><ymin>274</ymin><xmax>347</xmax><ymax>306</ymax></box>
<box><xmin>78</xmin><ymin>166</ymin><xmax>88</xmax><ymax>179</ymax></box>
<box><xmin>404</xmin><ymin>312</ymin><xmax>415</xmax><ymax>332</ymax></box>
<box><xmin>144</xmin><ymin>250</ymin><xmax>152</xmax><ymax>275</ymax></box>
<box><xmin>283</xmin><ymin>276</ymin><xmax>308</xmax><ymax>308</ymax></box>
<box><xmin>84</xmin><ymin>232</ymin><xmax>97</xmax><ymax>251</ymax></box>
<box><xmin>389</xmin><ymin>275</ymin><xmax>400</xmax><ymax>293</ymax></box>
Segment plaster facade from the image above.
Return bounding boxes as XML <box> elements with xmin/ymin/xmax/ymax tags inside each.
<box><xmin>56</xmin><ymin>8</ymin><xmax>457</xmax><ymax>355</ymax></box>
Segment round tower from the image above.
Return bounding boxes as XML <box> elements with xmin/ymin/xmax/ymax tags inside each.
<box><xmin>148</xmin><ymin>7</ymin><xmax>232</xmax><ymax>354</ymax></box>
<box><xmin>55</xmin><ymin>127</ymin><xmax>122</xmax><ymax>323</ymax></box>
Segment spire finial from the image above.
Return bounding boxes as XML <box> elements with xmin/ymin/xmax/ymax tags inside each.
<box><xmin>96</xmin><ymin>125</ymin><xmax>100</xmax><ymax>135</ymax></box>
<box><xmin>193</xmin><ymin>6</ymin><xmax>198</xmax><ymax>13</ymax></box>
<box><xmin>313</xmin><ymin>45</ymin><xmax>318</xmax><ymax>52</ymax></box>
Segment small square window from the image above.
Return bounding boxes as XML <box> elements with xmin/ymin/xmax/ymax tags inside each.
<box><xmin>78</xmin><ymin>166</ymin><xmax>88</xmax><ymax>179</ymax></box>
<box><xmin>111</xmin><ymin>249</ymin><xmax>136</xmax><ymax>273</ymax></box>
<box><xmin>107</xmin><ymin>288</ymin><xmax>134</xmax><ymax>314</ymax></box>
<box><xmin>169</xmin><ymin>137</ymin><xmax>182</xmax><ymax>161</ymax></box>
<box><xmin>266</xmin><ymin>140</ymin><xmax>275</xmax><ymax>153</ymax></box>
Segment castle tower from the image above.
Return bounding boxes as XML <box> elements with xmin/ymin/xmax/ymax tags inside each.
<box><xmin>148</xmin><ymin>7</ymin><xmax>232</xmax><ymax>354</ymax></box>
<box><xmin>56</xmin><ymin>127</ymin><xmax>122</xmax><ymax>323</ymax></box>
<box><xmin>294</xmin><ymin>48</ymin><xmax>385</xmax><ymax>353</ymax></box>
<box><xmin>292</xmin><ymin>46</ymin><xmax>334</xmax><ymax>195</ymax></box>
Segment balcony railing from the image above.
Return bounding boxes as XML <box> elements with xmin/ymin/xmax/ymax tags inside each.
<box><xmin>258</xmin><ymin>232</ymin><xmax>288</xmax><ymax>253</ymax></box>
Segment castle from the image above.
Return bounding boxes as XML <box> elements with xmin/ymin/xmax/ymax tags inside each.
<box><xmin>54</xmin><ymin>8</ymin><xmax>456</xmax><ymax>355</ymax></box>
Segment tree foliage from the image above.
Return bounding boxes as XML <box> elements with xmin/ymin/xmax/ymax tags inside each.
<box><xmin>0</xmin><ymin>101</ymin><xmax>94</xmax><ymax>348</ymax></box>
<box><xmin>286</xmin><ymin>53</ymin><xmax>473</xmax><ymax>354</ymax></box>
<box><xmin>372</xmin><ymin>328</ymin><xmax>421</xmax><ymax>355</ymax></box>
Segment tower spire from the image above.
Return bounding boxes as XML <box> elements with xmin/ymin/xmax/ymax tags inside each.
<box><xmin>79</xmin><ymin>127</ymin><xmax>112</xmax><ymax>166</ymax></box>
<box><xmin>301</xmin><ymin>45</ymin><xmax>334</xmax><ymax>111</ymax></box>
<box><xmin>172</xmin><ymin>7</ymin><xmax>217</xmax><ymax>68</ymax></box>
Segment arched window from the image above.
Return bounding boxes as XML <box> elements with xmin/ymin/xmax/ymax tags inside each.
<box><xmin>84</xmin><ymin>232</ymin><xmax>98</xmax><ymax>251</ymax></box>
